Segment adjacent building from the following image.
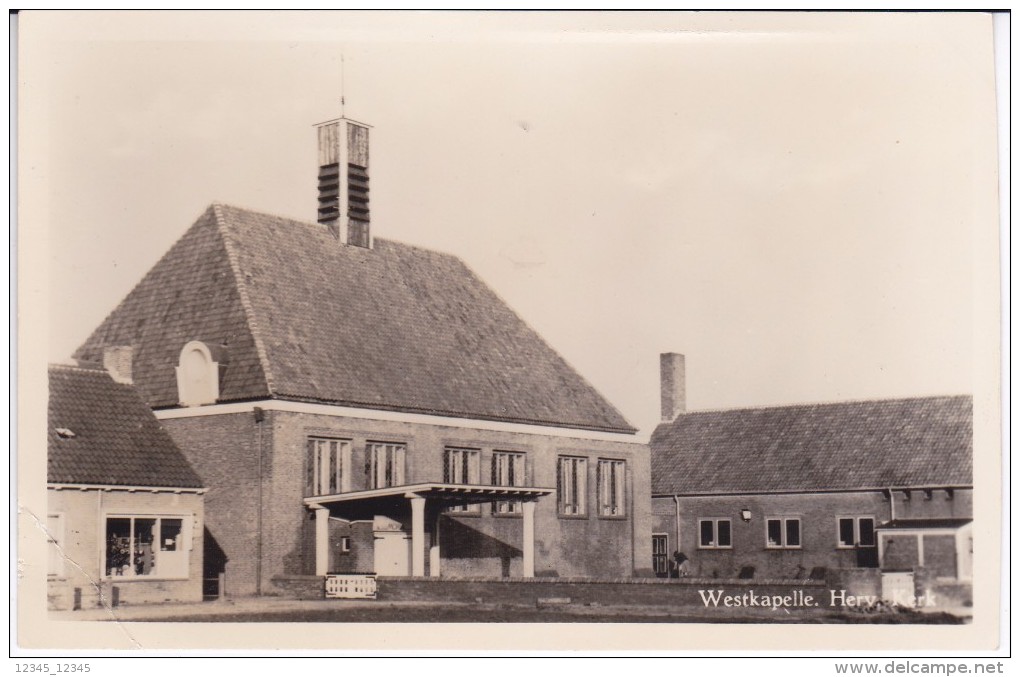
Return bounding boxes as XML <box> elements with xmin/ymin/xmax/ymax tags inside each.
<box><xmin>47</xmin><ymin>363</ymin><xmax>206</xmax><ymax>609</ymax></box>
<box><xmin>650</xmin><ymin>353</ymin><xmax>973</xmax><ymax>584</ymax></box>
<box><xmin>73</xmin><ymin>116</ymin><xmax>651</xmax><ymax>597</ymax></box>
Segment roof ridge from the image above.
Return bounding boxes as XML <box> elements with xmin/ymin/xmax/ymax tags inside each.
<box><xmin>679</xmin><ymin>393</ymin><xmax>972</xmax><ymax>416</ymax></box>
<box><xmin>211</xmin><ymin>204</ymin><xmax>278</xmax><ymax>395</ymax></box>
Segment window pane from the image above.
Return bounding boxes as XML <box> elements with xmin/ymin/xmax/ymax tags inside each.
<box><xmin>556</xmin><ymin>458</ymin><xmax>564</xmax><ymax>509</ymax></box>
<box><xmin>443</xmin><ymin>450</ymin><xmax>454</xmax><ymax>483</ymax></box>
<box><xmin>786</xmin><ymin>519</ymin><xmax>801</xmax><ymax>547</ymax></box>
<box><xmin>838</xmin><ymin>518</ymin><xmax>855</xmax><ymax>546</ymax></box>
<box><xmin>858</xmin><ymin>518</ymin><xmax>875</xmax><ymax>546</ymax></box>
<box><xmin>134</xmin><ymin>518</ymin><xmax>157</xmax><ymax>576</ymax></box>
<box><xmin>392</xmin><ymin>445</ymin><xmax>405</xmax><ymax>485</ymax></box>
<box><xmin>467</xmin><ymin>450</ymin><xmax>479</xmax><ymax>483</ymax></box>
<box><xmin>160</xmin><ymin>519</ymin><xmax>183</xmax><ymax>552</ymax></box>
<box><xmin>613</xmin><ymin>462</ymin><xmax>624</xmax><ymax>515</ymax></box>
<box><xmin>576</xmin><ymin>459</ymin><xmax>587</xmax><ymax>514</ymax></box>
<box><xmin>106</xmin><ymin>517</ymin><xmax>132</xmax><ymax>576</ymax></box>
<box><xmin>329</xmin><ymin>442</ymin><xmax>338</xmax><ymax>493</ymax></box>
<box><xmin>307</xmin><ymin>439</ymin><xmax>316</xmax><ymax>494</ymax></box>
<box><xmin>700</xmin><ymin>520</ymin><xmax>714</xmax><ymax>547</ymax></box>
<box><xmin>340</xmin><ymin>442</ymin><xmax>352</xmax><ymax>492</ymax></box>
<box><xmin>767</xmin><ymin>519</ymin><xmax>783</xmax><ymax>546</ymax></box>
<box><xmin>717</xmin><ymin>520</ymin><xmax>731</xmax><ymax>547</ymax></box>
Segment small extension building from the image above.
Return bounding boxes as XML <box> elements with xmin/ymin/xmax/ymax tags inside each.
<box><xmin>650</xmin><ymin>353</ymin><xmax>973</xmax><ymax>585</ymax></box>
<box><xmin>47</xmin><ymin>363</ymin><xmax>206</xmax><ymax>610</ymax></box>
<box><xmin>73</xmin><ymin>116</ymin><xmax>651</xmax><ymax>597</ymax></box>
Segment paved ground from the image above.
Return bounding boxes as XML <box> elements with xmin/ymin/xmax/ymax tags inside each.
<box><xmin>52</xmin><ymin>598</ymin><xmax>969</xmax><ymax>625</ymax></box>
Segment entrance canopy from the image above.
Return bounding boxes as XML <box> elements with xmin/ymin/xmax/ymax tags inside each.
<box><xmin>875</xmin><ymin>518</ymin><xmax>972</xmax><ymax>531</ymax></box>
<box><xmin>304</xmin><ymin>483</ymin><xmax>554</xmax><ymax>578</ymax></box>
<box><xmin>304</xmin><ymin>483</ymin><xmax>553</xmax><ymax>516</ymax></box>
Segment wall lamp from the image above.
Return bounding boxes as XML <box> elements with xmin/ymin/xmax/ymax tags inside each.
<box><xmin>740</xmin><ymin>509</ymin><xmax>752</xmax><ymax>522</ymax></box>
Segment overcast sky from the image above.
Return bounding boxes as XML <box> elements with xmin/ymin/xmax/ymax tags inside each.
<box><xmin>24</xmin><ymin>11</ymin><xmax>999</xmax><ymax>435</ymax></box>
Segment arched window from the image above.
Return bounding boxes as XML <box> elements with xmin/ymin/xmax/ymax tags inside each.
<box><xmin>175</xmin><ymin>341</ymin><xmax>220</xmax><ymax>406</ymax></box>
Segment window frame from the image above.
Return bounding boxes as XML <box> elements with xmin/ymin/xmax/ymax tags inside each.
<box><xmin>596</xmin><ymin>458</ymin><xmax>627</xmax><ymax>518</ymax></box>
<box><xmin>443</xmin><ymin>446</ymin><xmax>481</xmax><ymax>513</ymax></box>
<box><xmin>556</xmin><ymin>455</ymin><xmax>588</xmax><ymax>518</ymax></box>
<box><xmin>698</xmin><ymin>518</ymin><xmax>733</xmax><ymax>549</ymax></box>
<box><xmin>366</xmin><ymin>441</ymin><xmax>407</xmax><ymax>489</ymax></box>
<box><xmin>836</xmin><ymin>515</ymin><xmax>877</xmax><ymax>549</ymax></box>
<box><xmin>651</xmin><ymin>533</ymin><xmax>670</xmax><ymax>577</ymax></box>
<box><xmin>491</xmin><ymin>450</ymin><xmax>527</xmax><ymax>516</ymax></box>
<box><xmin>102</xmin><ymin>513</ymin><xmax>193</xmax><ymax>581</ymax></box>
<box><xmin>765</xmin><ymin>516</ymin><xmax>802</xmax><ymax>549</ymax></box>
<box><xmin>306</xmin><ymin>436</ymin><xmax>353</xmax><ymax>496</ymax></box>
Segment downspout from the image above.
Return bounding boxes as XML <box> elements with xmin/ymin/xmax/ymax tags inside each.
<box><xmin>888</xmin><ymin>487</ymin><xmax>896</xmax><ymax>521</ymax></box>
<box><xmin>97</xmin><ymin>489</ymin><xmax>104</xmax><ymax>601</ymax></box>
<box><xmin>673</xmin><ymin>495</ymin><xmax>681</xmax><ymax>553</ymax></box>
<box><xmin>254</xmin><ymin>407</ymin><xmax>265</xmax><ymax>595</ymax></box>
<box><xmin>628</xmin><ymin>465</ymin><xmax>635</xmax><ymax>575</ymax></box>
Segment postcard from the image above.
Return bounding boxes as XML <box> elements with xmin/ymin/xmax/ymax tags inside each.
<box><xmin>14</xmin><ymin>10</ymin><xmax>1004</xmax><ymax>653</ymax></box>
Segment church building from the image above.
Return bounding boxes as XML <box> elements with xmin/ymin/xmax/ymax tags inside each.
<box><xmin>74</xmin><ymin>116</ymin><xmax>652</xmax><ymax>597</ymax></box>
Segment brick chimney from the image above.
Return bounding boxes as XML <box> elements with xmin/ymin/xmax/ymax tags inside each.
<box><xmin>103</xmin><ymin>345</ymin><xmax>134</xmax><ymax>385</ymax></box>
<box><xmin>660</xmin><ymin>352</ymin><xmax>686</xmax><ymax>422</ymax></box>
<box><xmin>315</xmin><ymin>116</ymin><xmax>372</xmax><ymax>248</ymax></box>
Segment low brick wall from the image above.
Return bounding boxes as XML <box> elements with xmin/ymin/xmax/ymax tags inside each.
<box><xmin>272</xmin><ymin>574</ymin><xmax>827</xmax><ymax>607</ymax></box>
<box><xmin>377</xmin><ymin>577</ymin><xmax>827</xmax><ymax>607</ymax></box>
<box><xmin>270</xmin><ymin>576</ymin><xmax>325</xmax><ymax>599</ymax></box>
<box><xmin>826</xmin><ymin>568</ymin><xmax>881</xmax><ymax>598</ymax></box>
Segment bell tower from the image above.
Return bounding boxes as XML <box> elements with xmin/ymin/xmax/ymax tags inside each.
<box><xmin>315</xmin><ymin>117</ymin><xmax>371</xmax><ymax>247</ymax></box>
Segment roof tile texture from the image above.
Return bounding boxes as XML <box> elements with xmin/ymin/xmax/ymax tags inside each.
<box><xmin>48</xmin><ymin>364</ymin><xmax>204</xmax><ymax>488</ymax></box>
<box><xmin>650</xmin><ymin>395</ymin><xmax>972</xmax><ymax>495</ymax></box>
<box><xmin>76</xmin><ymin>205</ymin><xmax>634</xmax><ymax>433</ymax></box>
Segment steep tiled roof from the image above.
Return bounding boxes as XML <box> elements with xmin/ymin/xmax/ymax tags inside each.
<box><xmin>48</xmin><ymin>364</ymin><xmax>204</xmax><ymax>488</ymax></box>
<box><xmin>76</xmin><ymin>204</ymin><xmax>635</xmax><ymax>433</ymax></box>
<box><xmin>650</xmin><ymin>395</ymin><xmax>972</xmax><ymax>495</ymax></box>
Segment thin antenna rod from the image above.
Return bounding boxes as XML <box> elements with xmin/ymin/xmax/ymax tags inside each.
<box><xmin>340</xmin><ymin>53</ymin><xmax>346</xmax><ymax>118</ymax></box>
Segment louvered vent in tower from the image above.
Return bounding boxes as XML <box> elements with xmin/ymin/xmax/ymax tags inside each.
<box><xmin>315</xmin><ymin>117</ymin><xmax>372</xmax><ymax>247</ymax></box>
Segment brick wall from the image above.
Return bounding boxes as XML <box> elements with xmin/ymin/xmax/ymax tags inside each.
<box><xmin>650</xmin><ymin>490</ymin><xmax>972</xmax><ymax>580</ymax></box>
<box><xmin>160</xmin><ymin>405</ymin><xmax>649</xmax><ymax>594</ymax></box>
<box><xmin>161</xmin><ymin>412</ymin><xmax>261</xmax><ymax>596</ymax></box>
<box><xmin>47</xmin><ymin>488</ymin><xmax>203</xmax><ymax>610</ymax></box>
<box><xmin>270</xmin><ymin>574</ymin><xmax>827</xmax><ymax>608</ymax></box>
<box><xmin>268</xmin><ymin>409</ymin><xmax>650</xmax><ymax>583</ymax></box>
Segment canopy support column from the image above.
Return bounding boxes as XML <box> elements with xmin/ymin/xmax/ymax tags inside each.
<box><xmin>522</xmin><ymin>500</ymin><xmax>536</xmax><ymax>578</ymax></box>
<box><xmin>429</xmin><ymin>511</ymin><xmax>442</xmax><ymax>578</ymax></box>
<box><xmin>314</xmin><ymin>507</ymin><xmax>330</xmax><ymax>576</ymax></box>
<box><xmin>410</xmin><ymin>495</ymin><xmax>426</xmax><ymax>577</ymax></box>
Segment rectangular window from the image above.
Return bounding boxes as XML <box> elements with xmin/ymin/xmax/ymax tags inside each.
<box><xmin>652</xmin><ymin>534</ymin><xmax>669</xmax><ymax>577</ymax></box>
<box><xmin>367</xmin><ymin>442</ymin><xmax>406</xmax><ymax>489</ymax></box>
<box><xmin>838</xmin><ymin>516</ymin><xmax>876</xmax><ymax>548</ymax></box>
<box><xmin>492</xmin><ymin>451</ymin><xmax>526</xmax><ymax>514</ymax></box>
<box><xmin>307</xmin><ymin>437</ymin><xmax>352</xmax><ymax>496</ymax></box>
<box><xmin>557</xmin><ymin>456</ymin><xmax>588</xmax><ymax>516</ymax></box>
<box><xmin>597</xmin><ymin>459</ymin><xmax>626</xmax><ymax>517</ymax></box>
<box><xmin>859</xmin><ymin>518</ymin><xmax>875</xmax><ymax>546</ymax></box>
<box><xmin>766</xmin><ymin>517</ymin><xmax>802</xmax><ymax>548</ymax></box>
<box><xmin>444</xmin><ymin>447</ymin><xmax>480</xmax><ymax>513</ymax></box>
<box><xmin>47</xmin><ymin>513</ymin><xmax>64</xmax><ymax>577</ymax></box>
<box><xmin>698</xmin><ymin>518</ymin><xmax>732</xmax><ymax>548</ymax></box>
<box><xmin>104</xmin><ymin>515</ymin><xmax>190</xmax><ymax>579</ymax></box>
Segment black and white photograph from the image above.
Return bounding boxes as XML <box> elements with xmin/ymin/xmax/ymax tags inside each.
<box><xmin>14</xmin><ymin>10</ymin><xmax>1004</xmax><ymax>654</ymax></box>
